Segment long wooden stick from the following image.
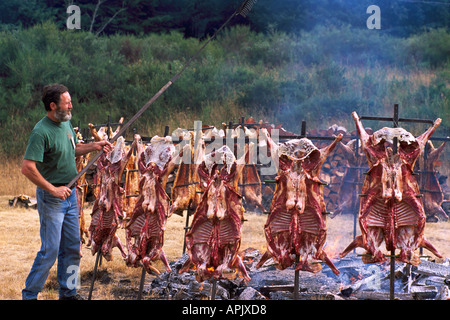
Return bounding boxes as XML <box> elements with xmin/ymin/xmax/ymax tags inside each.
<box><xmin>66</xmin><ymin>81</ymin><xmax>172</xmax><ymax>188</ymax></box>
<box><xmin>66</xmin><ymin>0</ymin><xmax>257</xmax><ymax>189</ymax></box>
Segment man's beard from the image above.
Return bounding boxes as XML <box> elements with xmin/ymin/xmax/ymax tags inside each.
<box><xmin>55</xmin><ymin>107</ymin><xmax>72</xmax><ymax>122</ymax></box>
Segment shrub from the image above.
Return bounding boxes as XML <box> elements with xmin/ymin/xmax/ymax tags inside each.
<box><xmin>406</xmin><ymin>28</ymin><xmax>450</xmax><ymax>68</ymax></box>
<box><xmin>0</xmin><ymin>22</ymin><xmax>448</xmax><ymax>158</ymax></box>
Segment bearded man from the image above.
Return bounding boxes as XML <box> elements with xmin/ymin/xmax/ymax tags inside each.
<box><xmin>21</xmin><ymin>84</ymin><xmax>112</xmax><ymax>300</ymax></box>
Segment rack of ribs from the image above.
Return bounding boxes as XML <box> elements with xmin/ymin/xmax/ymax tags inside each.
<box><xmin>256</xmin><ymin>128</ymin><xmax>342</xmax><ymax>275</ymax></box>
<box><xmin>179</xmin><ymin>145</ymin><xmax>251</xmax><ymax>282</ymax></box>
<box><xmin>340</xmin><ymin>112</ymin><xmax>443</xmax><ymax>265</ymax></box>
<box><xmin>125</xmin><ymin>134</ymin><xmax>183</xmax><ymax>275</ymax></box>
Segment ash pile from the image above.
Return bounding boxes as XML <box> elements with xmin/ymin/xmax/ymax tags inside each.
<box><xmin>145</xmin><ymin>248</ymin><xmax>450</xmax><ymax>300</ymax></box>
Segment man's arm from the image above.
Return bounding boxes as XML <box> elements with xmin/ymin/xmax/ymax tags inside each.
<box><xmin>75</xmin><ymin>140</ymin><xmax>112</xmax><ymax>157</ymax></box>
<box><xmin>21</xmin><ymin>159</ymin><xmax>71</xmax><ymax>200</ymax></box>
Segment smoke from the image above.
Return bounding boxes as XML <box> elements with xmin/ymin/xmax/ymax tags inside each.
<box><xmin>248</xmin><ymin>0</ymin><xmax>449</xmax><ymax>135</ymax></box>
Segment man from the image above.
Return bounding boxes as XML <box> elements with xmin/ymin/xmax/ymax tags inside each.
<box><xmin>21</xmin><ymin>84</ymin><xmax>112</xmax><ymax>300</ymax></box>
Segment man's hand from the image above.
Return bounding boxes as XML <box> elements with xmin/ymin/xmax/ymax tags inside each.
<box><xmin>22</xmin><ymin>159</ymin><xmax>72</xmax><ymax>200</ymax></box>
<box><xmin>96</xmin><ymin>140</ymin><xmax>113</xmax><ymax>153</ymax></box>
<box><xmin>75</xmin><ymin>140</ymin><xmax>113</xmax><ymax>157</ymax></box>
<box><xmin>52</xmin><ymin>186</ymin><xmax>72</xmax><ymax>200</ymax></box>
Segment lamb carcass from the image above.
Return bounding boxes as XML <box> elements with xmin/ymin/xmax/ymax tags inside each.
<box><xmin>256</xmin><ymin>128</ymin><xmax>342</xmax><ymax>275</ymax></box>
<box><xmin>88</xmin><ymin>119</ymin><xmax>124</xmax><ymax>198</ymax></box>
<box><xmin>169</xmin><ymin>129</ymin><xmax>205</xmax><ymax>216</ymax></box>
<box><xmin>179</xmin><ymin>145</ymin><xmax>251</xmax><ymax>282</ymax></box>
<box><xmin>239</xmin><ymin>126</ymin><xmax>265</xmax><ymax>213</ymax></box>
<box><xmin>418</xmin><ymin>141</ymin><xmax>448</xmax><ymax>222</ymax></box>
<box><xmin>88</xmin><ymin>136</ymin><xmax>134</xmax><ymax>260</ymax></box>
<box><xmin>125</xmin><ymin>134</ymin><xmax>182</xmax><ymax>275</ymax></box>
<box><xmin>340</xmin><ymin>112</ymin><xmax>443</xmax><ymax>265</ymax></box>
<box><xmin>88</xmin><ymin>117</ymin><xmax>124</xmax><ymax>142</ymax></box>
<box><xmin>332</xmin><ymin>139</ymin><xmax>367</xmax><ymax>216</ymax></box>
<box><xmin>123</xmin><ymin>149</ymin><xmax>140</xmax><ymax>221</ymax></box>
<box><xmin>74</xmin><ymin>128</ymin><xmax>90</xmax><ymax>246</ymax></box>
<box><xmin>207</xmin><ymin>123</ymin><xmax>265</xmax><ymax>212</ymax></box>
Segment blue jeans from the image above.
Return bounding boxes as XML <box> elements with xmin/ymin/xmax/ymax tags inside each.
<box><xmin>22</xmin><ymin>187</ymin><xmax>81</xmax><ymax>300</ymax></box>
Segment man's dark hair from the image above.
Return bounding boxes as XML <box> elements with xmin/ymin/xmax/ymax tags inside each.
<box><xmin>42</xmin><ymin>84</ymin><xmax>69</xmax><ymax>111</ymax></box>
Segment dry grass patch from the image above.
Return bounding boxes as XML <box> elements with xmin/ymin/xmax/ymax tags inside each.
<box><xmin>0</xmin><ymin>195</ymin><xmax>448</xmax><ymax>300</ymax></box>
<box><xmin>0</xmin><ymin>157</ymin><xmax>36</xmax><ymax>197</ymax></box>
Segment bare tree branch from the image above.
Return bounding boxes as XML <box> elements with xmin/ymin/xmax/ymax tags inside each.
<box><xmin>95</xmin><ymin>5</ymin><xmax>126</xmax><ymax>36</ymax></box>
<box><xmin>89</xmin><ymin>0</ymin><xmax>104</xmax><ymax>33</ymax></box>
<box><xmin>89</xmin><ymin>0</ymin><xmax>127</xmax><ymax>36</ymax></box>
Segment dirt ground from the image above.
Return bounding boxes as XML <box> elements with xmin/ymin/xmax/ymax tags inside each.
<box><xmin>0</xmin><ymin>195</ymin><xmax>448</xmax><ymax>300</ymax></box>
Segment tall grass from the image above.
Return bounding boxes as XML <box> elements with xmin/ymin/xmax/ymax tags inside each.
<box><xmin>0</xmin><ymin>157</ymin><xmax>35</xmax><ymax>196</ymax></box>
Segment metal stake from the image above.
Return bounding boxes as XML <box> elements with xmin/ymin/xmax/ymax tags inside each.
<box><xmin>88</xmin><ymin>248</ymin><xmax>102</xmax><ymax>300</ymax></box>
<box><xmin>352</xmin><ymin>136</ymin><xmax>360</xmax><ymax>244</ymax></box>
<box><xmin>137</xmin><ymin>267</ymin><xmax>146</xmax><ymax>300</ymax></box>
<box><xmin>163</xmin><ymin>125</ymin><xmax>170</xmax><ymax>137</ymax></box>
<box><xmin>390</xmin><ymin>104</ymin><xmax>399</xmax><ymax>300</ymax></box>
<box><xmin>300</xmin><ymin>121</ymin><xmax>306</xmax><ymax>138</ymax></box>
<box><xmin>211</xmin><ymin>279</ymin><xmax>217</xmax><ymax>300</ymax></box>
<box><xmin>389</xmin><ymin>250</ymin><xmax>396</xmax><ymax>300</ymax></box>
<box><xmin>182</xmin><ymin>200</ymin><xmax>193</xmax><ymax>255</ymax></box>
<box><xmin>294</xmin><ymin>255</ymin><xmax>300</xmax><ymax>300</ymax></box>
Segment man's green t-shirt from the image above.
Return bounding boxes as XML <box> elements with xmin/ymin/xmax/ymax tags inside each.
<box><xmin>24</xmin><ymin>116</ymin><xmax>78</xmax><ymax>185</ymax></box>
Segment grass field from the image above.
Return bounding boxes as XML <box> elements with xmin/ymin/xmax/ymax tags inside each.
<box><xmin>0</xmin><ymin>160</ymin><xmax>448</xmax><ymax>300</ymax></box>
<box><xmin>1</xmin><ymin>196</ymin><xmax>448</xmax><ymax>300</ymax></box>
<box><xmin>0</xmin><ymin>197</ymin><xmax>268</xmax><ymax>300</ymax></box>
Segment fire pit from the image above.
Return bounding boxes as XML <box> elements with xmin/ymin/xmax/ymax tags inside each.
<box><xmin>144</xmin><ymin>248</ymin><xmax>450</xmax><ymax>300</ymax></box>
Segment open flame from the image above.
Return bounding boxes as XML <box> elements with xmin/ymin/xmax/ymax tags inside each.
<box><xmin>188</xmin><ymin>264</ymin><xmax>242</xmax><ymax>280</ymax></box>
<box><xmin>324</xmin><ymin>235</ymin><xmax>343</xmax><ymax>259</ymax></box>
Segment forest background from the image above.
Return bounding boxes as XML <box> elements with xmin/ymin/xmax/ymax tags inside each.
<box><xmin>0</xmin><ymin>0</ymin><xmax>449</xmax><ymax>159</ymax></box>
